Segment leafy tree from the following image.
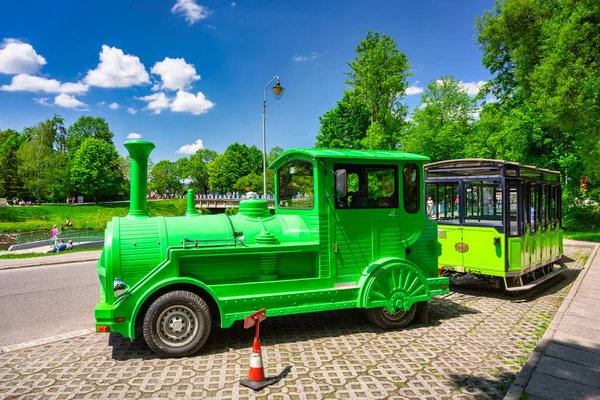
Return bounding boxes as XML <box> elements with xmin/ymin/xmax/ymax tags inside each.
<box><xmin>208</xmin><ymin>143</ymin><xmax>262</xmax><ymax>193</ymax></box>
<box><xmin>316</xmin><ymin>92</ymin><xmax>370</xmax><ymax>149</ymax></box>
<box><xmin>0</xmin><ymin>129</ymin><xmax>25</xmax><ymax>197</ymax></box>
<box><xmin>476</xmin><ymin>0</ymin><xmax>600</xmax><ymax>184</ymax></box>
<box><xmin>149</xmin><ymin>160</ymin><xmax>183</xmax><ymax>196</ymax></box>
<box><xmin>345</xmin><ymin>31</ymin><xmax>411</xmax><ymax>149</ymax></box>
<box><xmin>267</xmin><ymin>146</ymin><xmax>284</xmax><ymax>164</ymax></box>
<box><xmin>181</xmin><ymin>148</ymin><xmax>218</xmax><ymax>194</ymax></box>
<box><xmin>70</xmin><ymin>138</ymin><xmax>123</xmax><ymax>202</ymax></box>
<box><xmin>403</xmin><ymin>77</ymin><xmax>478</xmax><ymax>162</ymax></box>
<box><xmin>17</xmin><ymin>120</ymin><xmax>59</xmax><ymax>202</ymax></box>
<box><xmin>66</xmin><ymin>116</ymin><xmax>114</xmax><ymax>154</ymax></box>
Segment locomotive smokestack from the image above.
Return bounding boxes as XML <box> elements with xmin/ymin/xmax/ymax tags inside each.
<box><xmin>124</xmin><ymin>140</ymin><xmax>155</xmax><ymax>218</ymax></box>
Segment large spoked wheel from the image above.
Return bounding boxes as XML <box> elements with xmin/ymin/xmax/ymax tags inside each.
<box><xmin>143</xmin><ymin>290</ymin><xmax>211</xmax><ymax>357</ymax></box>
<box><xmin>366</xmin><ymin>303</ymin><xmax>417</xmax><ymax>329</ymax></box>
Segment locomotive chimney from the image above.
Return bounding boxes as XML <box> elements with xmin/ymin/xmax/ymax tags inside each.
<box><xmin>124</xmin><ymin>140</ymin><xmax>155</xmax><ymax>218</ymax></box>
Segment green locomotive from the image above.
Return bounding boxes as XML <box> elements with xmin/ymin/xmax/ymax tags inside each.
<box><xmin>95</xmin><ymin>140</ymin><xmax>449</xmax><ymax>357</ymax></box>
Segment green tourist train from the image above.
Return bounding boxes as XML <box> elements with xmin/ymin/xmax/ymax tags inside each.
<box><xmin>424</xmin><ymin>159</ymin><xmax>563</xmax><ymax>292</ymax></box>
<box><xmin>95</xmin><ymin>140</ymin><xmax>449</xmax><ymax>357</ymax></box>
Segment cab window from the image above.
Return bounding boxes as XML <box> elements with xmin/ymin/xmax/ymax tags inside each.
<box><xmin>278</xmin><ymin>160</ymin><xmax>314</xmax><ymax>209</ymax></box>
<box><xmin>403</xmin><ymin>163</ymin><xmax>420</xmax><ymax>214</ymax></box>
<box><xmin>334</xmin><ymin>164</ymin><xmax>398</xmax><ymax>209</ymax></box>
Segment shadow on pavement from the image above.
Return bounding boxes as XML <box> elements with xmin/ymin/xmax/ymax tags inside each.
<box><xmin>448</xmin><ymin>371</ymin><xmax>517</xmax><ymax>399</ymax></box>
<box><xmin>108</xmin><ymin>298</ymin><xmax>479</xmax><ymax>361</ymax></box>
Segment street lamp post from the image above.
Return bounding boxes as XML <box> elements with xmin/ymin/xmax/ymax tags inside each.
<box><xmin>262</xmin><ymin>76</ymin><xmax>285</xmax><ymax>197</ymax></box>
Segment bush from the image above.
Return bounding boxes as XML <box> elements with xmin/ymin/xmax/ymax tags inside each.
<box><xmin>563</xmin><ymin>205</ymin><xmax>600</xmax><ymax>232</ymax></box>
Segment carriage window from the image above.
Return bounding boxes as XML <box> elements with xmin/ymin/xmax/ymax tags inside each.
<box><xmin>278</xmin><ymin>160</ymin><xmax>314</xmax><ymax>209</ymax></box>
<box><xmin>425</xmin><ymin>182</ymin><xmax>460</xmax><ymax>222</ymax></box>
<box><xmin>464</xmin><ymin>181</ymin><xmax>502</xmax><ymax>225</ymax></box>
<box><xmin>508</xmin><ymin>181</ymin><xmax>520</xmax><ymax>236</ymax></box>
<box><xmin>403</xmin><ymin>163</ymin><xmax>420</xmax><ymax>214</ymax></box>
<box><xmin>550</xmin><ymin>186</ymin><xmax>556</xmax><ymax>225</ymax></box>
<box><xmin>541</xmin><ymin>184</ymin><xmax>548</xmax><ymax>230</ymax></box>
<box><xmin>530</xmin><ymin>183</ymin><xmax>537</xmax><ymax>233</ymax></box>
<box><xmin>334</xmin><ymin>165</ymin><xmax>398</xmax><ymax>209</ymax></box>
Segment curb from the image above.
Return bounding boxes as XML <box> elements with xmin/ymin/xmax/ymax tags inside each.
<box><xmin>0</xmin><ymin>255</ymin><xmax>101</xmax><ymax>270</ymax></box>
<box><xmin>503</xmin><ymin>242</ymin><xmax>600</xmax><ymax>400</ymax></box>
<box><xmin>0</xmin><ymin>329</ymin><xmax>94</xmax><ymax>354</ymax></box>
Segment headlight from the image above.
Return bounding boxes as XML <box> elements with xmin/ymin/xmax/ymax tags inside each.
<box><xmin>113</xmin><ymin>279</ymin><xmax>129</xmax><ymax>297</ymax></box>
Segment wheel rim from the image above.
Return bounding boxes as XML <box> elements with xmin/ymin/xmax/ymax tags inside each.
<box><xmin>156</xmin><ymin>305</ymin><xmax>199</xmax><ymax>347</ymax></box>
<box><xmin>382</xmin><ymin>307</ymin><xmax>408</xmax><ymax>321</ymax></box>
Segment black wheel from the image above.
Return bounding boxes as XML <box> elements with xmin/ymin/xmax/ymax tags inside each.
<box><xmin>143</xmin><ymin>290</ymin><xmax>211</xmax><ymax>357</ymax></box>
<box><xmin>366</xmin><ymin>303</ymin><xmax>417</xmax><ymax>329</ymax></box>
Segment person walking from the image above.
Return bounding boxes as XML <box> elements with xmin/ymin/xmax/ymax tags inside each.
<box><xmin>50</xmin><ymin>224</ymin><xmax>60</xmax><ymax>247</ymax></box>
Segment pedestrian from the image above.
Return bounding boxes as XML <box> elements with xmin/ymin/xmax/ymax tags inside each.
<box><xmin>426</xmin><ymin>196</ymin><xmax>434</xmax><ymax>217</ymax></box>
<box><xmin>50</xmin><ymin>224</ymin><xmax>60</xmax><ymax>246</ymax></box>
<box><xmin>67</xmin><ymin>240</ymin><xmax>74</xmax><ymax>250</ymax></box>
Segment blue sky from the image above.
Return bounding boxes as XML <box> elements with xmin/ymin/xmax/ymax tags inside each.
<box><xmin>0</xmin><ymin>0</ymin><xmax>493</xmax><ymax>162</ymax></box>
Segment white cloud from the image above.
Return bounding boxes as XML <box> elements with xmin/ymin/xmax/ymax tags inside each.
<box><xmin>138</xmin><ymin>92</ymin><xmax>171</xmax><ymax>114</ymax></box>
<box><xmin>170</xmin><ymin>90</ymin><xmax>214</xmax><ymax>115</ymax></box>
<box><xmin>0</xmin><ymin>74</ymin><xmax>88</xmax><ymax>94</ymax></box>
<box><xmin>0</xmin><ymin>39</ymin><xmax>47</xmax><ymax>75</ymax></box>
<box><xmin>127</xmin><ymin>132</ymin><xmax>142</xmax><ymax>139</ymax></box>
<box><xmin>171</xmin><ymin>0</ymin><xmax>210</xmax><ymax>25</ymax></box>
<box><xmin>231</xmin><ymin>2</ymin><xmax>236</xmax><ymax>6</ymax></box>
<box><xmin>84</xmin><ymin>45</ymin><xmax>149</xmax><ymax>88</ymax></box>
<box><xmin>292</xmin><ymin>52</ymin><xmax>320</xmax><ymax>62</ymax></box>
<box><xmin>34</xmin><ymin>97</ymin><xmax>51</xmax><ymax>106</ymax></box>
<box><xmin>97</xmin><ymin>101</ymin><xmax>106</xmax><ymax>107</ymax></box>
<box><xmin>176</xmin><ymin>139</ymin><xmax>204</xmax><ymax>154</ymax></box>
<box><xmin>151</xmin><ymin>57</ymin><xmax>200</xmax><ymax>91</ymax></box>
<box><xmin>459</xmin><ymin>80</ymin><xmax>486</xmax><ymax>96</ymax></box>
<box><xmin>108</xmin><ymin>102</ymin><xmax>119</xmax><ymax>110</ymax></box>
<box><xmin>406</xmin><ymin>83</ymin><xmax>423</xmax><ymax>95</ymax></box>
<box><xmin>127</xmin><ymin>107</ymin><xmax>137</xmax><ymax>114</ymax></box>
<box><xmin>54</xmin><ymin>93</ymin><xmax>88</xmax><ymax>110</ymax></box>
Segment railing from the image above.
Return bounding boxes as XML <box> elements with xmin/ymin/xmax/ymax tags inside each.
<box><xmin>196</xmin><ymin>198</ymin><xmax>275</xmax><ymax>209</ymax></box>
<box><xmin>15</xmin><ymin>229</ymin><xmax>105</xmax><ymax>245</ymax></box>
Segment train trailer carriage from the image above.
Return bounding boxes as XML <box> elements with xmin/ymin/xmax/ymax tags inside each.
<box><xmin>424</xmin><ymin>159</ymin><xmax>563</xmax><ymax>292</ymax></box>
<box><xmin>95</xmin><ymin>140</ymin><xmax>449</xmax><ymax>357</ymax></box>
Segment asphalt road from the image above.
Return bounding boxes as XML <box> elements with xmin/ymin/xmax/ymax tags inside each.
<box><xmin>0</xmin><ymin>261</ymin><xmax>98</xmax><ymax>347</ymax></box>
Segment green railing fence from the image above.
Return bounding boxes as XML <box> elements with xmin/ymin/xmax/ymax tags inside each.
<box><xmin>15</xmin><ymin>229</ymin><xmax>104</xmax><ymax>245</ymax></box>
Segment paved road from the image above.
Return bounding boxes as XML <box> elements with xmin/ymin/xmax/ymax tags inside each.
<box><xmin>0</xmin><ymin>261</ymin><xmax>98</xmax><ymax>347</ymax></box>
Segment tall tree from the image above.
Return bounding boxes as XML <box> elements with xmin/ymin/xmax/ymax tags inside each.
<box><xmin>345</xmin><ymin>31</ymin><xmax>412</xmax><ymax>149</ymax></box>
<box><xmin>208</xmin><ymin>143</ymin><xmax>262</xmax><ymax>193</ymax></box>
<box><xmin>66</xmin><ymin>116</ymin><xmax>114</xmax><ymax>154</ymax></box>
<box><xmin>0</xmin><ymin>129</ymin><xmax>25</xmax><ymax>197</ymax></box>
<box><xmin>70</xmin><ymin>138</ymin><xmax>123</xmax><ymax>202</ymax></box>
<box><xmin>404</xmin><ymin>77</ymin><xmax>478</xmax><ymax>162</ymax></box>
<box><xmin>149</xmin><ymin>160</ymin><xmax>183</xmax><ymax>196</ymax></box>
<box><xmin>315</xmin><ymin>92</ymin><xmax>371</xmax><ymax>149</ymax></box>
<box><xmin>186</xmin><ymin>148</ymin><xmax>218</xmax><ymax>194</ymax></box>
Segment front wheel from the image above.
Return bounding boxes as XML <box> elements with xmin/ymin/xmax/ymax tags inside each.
<box><xmin>366</xmin><ymin>303</ymin><xmax>417</xmax><ymax>329</ymax></box>
<box><xmin>143</xmin><ymin>290</ymin><xmax>211</xmax><ymax>357</ymax></box>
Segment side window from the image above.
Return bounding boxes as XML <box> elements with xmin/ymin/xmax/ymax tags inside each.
<box><xmin>508</xmin><ymin>181</ymin><xmax>520</xmax><ymax>236</ymax></box>
<box><xmin>403</xmin><ymin>163</ymin><xmax>420</xmax><ymax>214</ymax></box>
<box><xmin>278</xmin><ymin>160</ymin><xmax>314</xmax><ymax>209</ymax></box>
<box><xmin>464</xmin><ymin>181</ymin><xmax>502</xmax><ymax>225</ymax></box>
<box><xmin>334</xmin><ymin>165</ymin><xmax>398</xmax><ymax>209</ymax></box>
<box><xmin>425</xmin><ymin>182</ymin><xmax>460</xmax><ymax>222</ymax></box>
<box><xmin>530</xmin><ymin>182</ymin><xmax>537</xmax><ymax>233</ymax></box>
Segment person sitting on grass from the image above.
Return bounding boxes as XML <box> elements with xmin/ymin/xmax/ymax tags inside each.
<box><xmin>67</xmin><ymin>240</ymin><xmax>74</xmax><ymax>250</ymax></box>
<box><xmin>54</xmin><ymin>239</ymin><xmax>67</xmax><ymax>252</ymax></box>
<box><xmin>65</xmin><ymin>219</ymin><xmax>73</xmax><ymax>227</ymax></box>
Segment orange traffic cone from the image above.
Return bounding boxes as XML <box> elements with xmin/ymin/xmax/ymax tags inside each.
<box><xmin>240</xmin><ymin>338</ymin><xmax>275</xmax><ymax>390</ymax></box>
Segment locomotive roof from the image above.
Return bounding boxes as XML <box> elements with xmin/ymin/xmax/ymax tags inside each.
<box><xmin>425</xmin><ymin>159</ymin><xmax>560</xmax><ymax>176</ymax></box>
<box><xmin>270</xmin><ymin>148</ymin><xmax>429</xmax><ymax>168</ymax></box>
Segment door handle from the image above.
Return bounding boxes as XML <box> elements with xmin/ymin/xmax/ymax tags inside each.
<box><xmin>389</xmin><ymin>213</ymin><xmax>398</xmax><ymax>217</ymax></box>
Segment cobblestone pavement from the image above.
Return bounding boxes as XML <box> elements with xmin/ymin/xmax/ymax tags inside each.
<box><xmin>0</xmin><ymin>246</ymin><xmax>592</xmax><ymax>400</ymax></box>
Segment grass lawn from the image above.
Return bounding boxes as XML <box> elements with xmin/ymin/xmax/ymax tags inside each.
<box><xmin>0</xmin><ymin>247</ymin><xmax>103</xmax><ymax>259</ymax></box>
<box><xmin>562</xmin><ymin>231</ymin><xmax>600</xmax><ymax>243</ymax></box>
<box><xmin>0</xmin><ymin>199</ymin><xmax>191</xmax><ymax>232</ymax></box>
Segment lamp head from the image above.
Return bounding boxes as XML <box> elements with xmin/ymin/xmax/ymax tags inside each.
<box><xmin>271</xmin><ymin>80</ymin><xmax>285</xmax><ymax>99</ymax></box>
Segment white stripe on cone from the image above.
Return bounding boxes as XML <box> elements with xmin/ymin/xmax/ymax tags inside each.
<box><xmin>250</xmin><ymin>353</ymin><xmax>263</xmax><ymax>368</ymax></box>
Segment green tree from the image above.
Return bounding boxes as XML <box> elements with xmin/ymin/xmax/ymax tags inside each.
<box><xmin>208</xmin><ymin>143</ymin><xmax>262</xmax><ymax>193</ymax></box>
<box><xmin>149</xmin><ymin>160</ymin><xmax>183</xmax><ymax>196</ymax></box>
<box><xmin>315</xmin><ymin>92</ymin><xmax>371</xmax><ymax>149</ymax></box>
<box><xmin>66</xmin><ymin>116</ymin><xmax>114</xmax><ymax>154</ymax></box>
<box><xmin>70</xmin><ymin>138</ymin><xmax>123</xmax><ymax>202</ymax></box>
<box><xmin>182</xmin><ymin>148</ymin><xmax>218</xmax><ymax>194</ymax></box>
<box><xmin>404</xmin><ymin>77</ymin><xmax>478</xmax><ymax>162</ymax></box>
<box><xmin>476</xmin><ymin>0</ymin><xmax>600</xmax><ymax>183</ymax></box>
<box><xmin>0</xmin><ymin>129</ymin><xmax>25</xmax><ymax>198</ymax></box>
<box><xmin>345</xmin><ymin>31</ymin><xmax>411</xmax><ymax>149</ymax></box>
<box><xmin>17</xmin><ymin>120</ymin><xmax>59</xmax><ymax>202</ymax></box>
